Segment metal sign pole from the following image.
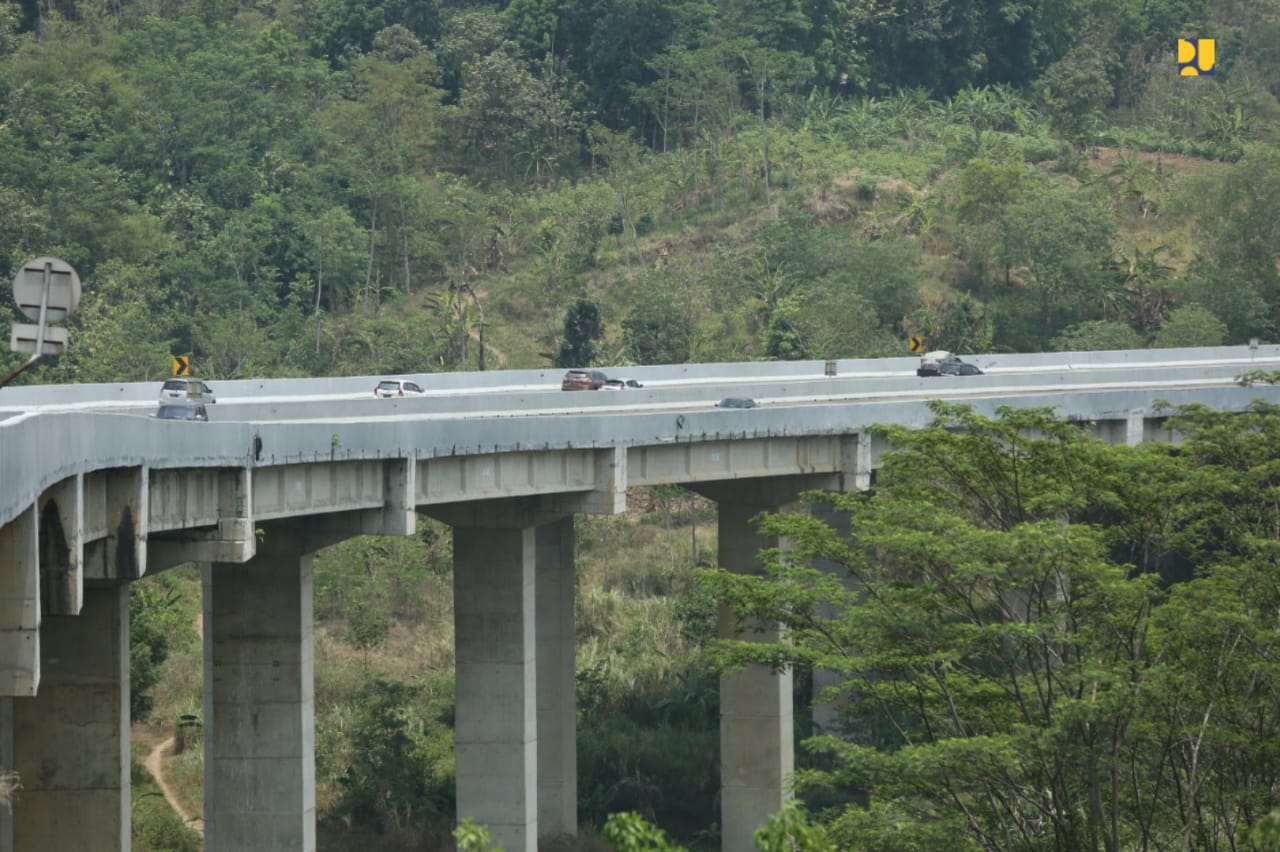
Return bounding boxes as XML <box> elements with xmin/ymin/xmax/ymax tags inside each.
<box><xmin>0</xmin><ymin>266</ymin><xmax>52</xmax><ymax>388</ymax></box>
<box><xmin>30</xmin><ymin>260</ymin><xmax>51</xmax><ymax>360</ymax></box>
<box><xmin>3</xmin><ymin>256</ymin><xmax>80</xmax><ymax>388</ymax></box>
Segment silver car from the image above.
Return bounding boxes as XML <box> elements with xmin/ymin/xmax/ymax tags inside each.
<box><xmin>374</xmin><ymin>379</ymin><xmax>425</xmax><ymax>398</ymax></box>
<box><xmin>159</xmin><ymin>377</ymin><xmax>215</xmax><ymax>403</ymax></box>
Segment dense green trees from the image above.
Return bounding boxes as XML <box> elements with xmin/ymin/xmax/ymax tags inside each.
<box><xmin>703</xmin><ymin>401</ymin><xmax>1280</xmax><ymax>849</ymax></box>
<box><xmin>1</xmin><ymin>0</ymin><xmax>1275</xmax><ymax>382</ymax></box>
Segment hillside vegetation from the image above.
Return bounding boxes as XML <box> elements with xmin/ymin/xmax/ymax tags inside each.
<box><xmin>1</xmin><ymin>0</ymin><xmax>1279</xmax><ymax>381</ymax></box>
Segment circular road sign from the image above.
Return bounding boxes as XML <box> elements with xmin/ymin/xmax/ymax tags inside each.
<box><xmin>13</xmin><ymin>256</ymin><xmax>81</xmax><ymax>323</ymax></box>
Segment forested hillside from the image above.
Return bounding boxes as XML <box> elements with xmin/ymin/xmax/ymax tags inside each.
<box><xmin>1</xmin><ymin>0</ymin><xmax>1279</xmax><ymax>381</ymax></box>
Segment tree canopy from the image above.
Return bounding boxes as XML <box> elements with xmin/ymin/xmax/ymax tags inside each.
<box><xmin>703</xmin><ymin>401</ymin><xmax>1280</xmax><ymax>850</ymax></box>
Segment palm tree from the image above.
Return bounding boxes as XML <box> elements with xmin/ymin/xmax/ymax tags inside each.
<box><xmin>1108</xmin><ymin>245</ymin><xmax>1175</xmax><ymax>332</ymax></box>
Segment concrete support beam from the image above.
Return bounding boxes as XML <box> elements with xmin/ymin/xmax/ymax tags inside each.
<box><xmin>366</xmin><ymin>457</ymin><xmax>417</xmax><ymax>536</ymax></box>
<box><xmin>204</xmin><ymin>548</ymin><xmax>315</xmax><ymax>852</ymax></box>
<box><xmin>453</xmin><ymin>525</ymin><xmax>538</xmax><ymax>852</ymax></box>
<box><xmin>0</xmin><ymin>507</ymin><xmax>39</xmax><ymax>696</ymax></box>
<box><xmin>40</xmin><ymin>475</ymin><xmax>83</xmax><ymax>616</ymax></box>
<box><xmin>1125</xmin><ymin>409</ymin><xmax>1146</xmax><ymax>447</ymax></box>
<box><xmin>535</xmin><ymin>517</ymin><xmax>576</xmax><ymax>842</ymax></box>
<box><xmin>548</xmin><ymin>447</ymin><xmax>626</xmax><ymax>515</ymax></box>
<box><xmin>150</xmin><ymin>467</ymin><xmax>256</xmax><ymax>571</ymax></box>
<box><xmin>840</xmin><ymin>433</ymin><xmax>873</xmax><ymax>492</ymax></box>
<box><xmin>715</xmin><ymin>500</ymin><xmax>795</xmax><ymax>852</ymax></box>
<box><xmin>429</xmin><ymin>496</ymin><xmax>575</xmax><ymax>530</ymax></box>
<box><xmin>83</xmin><ymin>467</ymin><xmax>148</xmax><ymax>581</ymax></box>
<box><xmin>14</xmin><ymin>583</ymin><xmax>129</xmax><ymax>851</ymax></box>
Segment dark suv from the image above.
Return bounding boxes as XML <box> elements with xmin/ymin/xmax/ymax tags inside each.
<box><xmin>561</xmin><ymin>369</ymin><xmax>609</xmax><ymax>390</ymax></box>
<box><xmin>154</xmin><ymin>402</ymin><xmax>209</xmax><ymax>421</ymax></box>
<box><xmin>917</xmin><ymin>351</ymin><xmax>983</xmax><ymax>377</ymax></box>
<box><xmin>939</xmin><ymin>361</ymin><xmax>983</xmax><ymax>376</ymax></box>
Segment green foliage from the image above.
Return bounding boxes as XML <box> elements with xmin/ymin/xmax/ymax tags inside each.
<box><xmin>130</xmin><ymin>576</ymin><xmax>195</xmax><ymax>722</ymax></box>
<box><xmin>753</xmin><ymin>802</ymin><xmax>833</xmax><ymax>851</ymax></box>
<box><xmin>0</xmin><ymin>0</ymin><xmax>1271</xmax><ymax>383</ymax></box>
<box><xmin>313</xmin><ymin>526</ymin><xmax>449</xmax><ymax>624</ymax></box>
<box><xmin>345</xmin><ymin>597</ymin><xmax>393</xmax><ymax>662</ymax></box>
<box><xmin>906</xmin><ymin>292</ymin><xmax>994</xmax><ymax>355</ymax></box>
<box><xmin>1235</xmin><ymin>369</ymin><xmax>1280</xmax><ymax>387</ymax></box>
<box><xmin>1034</xmin><ymin>44</ymin><xmax>1114</xmax><ymax>141</ymax></box>
<box><xmin>1183</xmin><ymin>145</ymin><xmax>1280</xmax><ymax>339</ymax></box>
<box><xmin>577</xmin><ymin>677</ymin><xmax>719</xmax><ymax>840</ymax></box>
<box><xmin>621</xmin><ymin>273</ymin><xmax>694</xmax><ymax>364</ymax></box>
<box><xmin>336</xmin><ymin>678</ymin><xmax>456</xmax><ymax>833</ymax></box>
<box><xmin>1051</xmin><ymin>319</ymin><xmax>1144</xmax><ymax>352</ymax></box>
<box><xmin>602</xmin><ymin>811</ymin><xmax>686</xmax><ymax>851</ymax></box>
<box><xmin>454</xmin><ymin>817</ymin><xmax>504</xmax><ymax>852</ymax></box>
<box><xmin>999</xmin><ymin>182</ymin><xmax>1116</xmax><ymax>333</ymax></box>
<box><xmin>1245</xmin><ymin>809</ymin><xmax>1280</xmax><ymax>851</ymax></box>
<box><xmin>703</xmin><ymin>402</ymin><xmax>1280</xmax><ymax>849</ymax></box>
<box><xmin>1154</xmin><ymin>304</ymin><xmax>1227</xmax><ymax>348</ymax></box>
<box><xmin>554</xmin><ymin>299</ymin><xmax>604</xmax><ymax>367</ymax></box>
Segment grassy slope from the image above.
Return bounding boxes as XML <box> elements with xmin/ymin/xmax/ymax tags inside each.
<box><xmin>471</xmin><ymin>135</ymin><xmax>1230</xmax><ymax>372</ymax></box>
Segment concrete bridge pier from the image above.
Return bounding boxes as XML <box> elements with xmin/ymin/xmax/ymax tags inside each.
<box><xmin>808</xmin><ymin>499</ymin><xmax>854</xmax><ymax>737</ymax></box>
<box><xmin>13</xmin><ymin>582</ymin><xmax>130</xmax><ymax>852</ymax></box>
<box><xmin>535</xmin><ymin>516</ymin><xmax>577</xmax><ymax>844</ymax></box>
<box><xmin>449</xmin><ymin>522</ymin><xmax>538</xmax><ymax>851</ymax></box>
<box><xmin>203</xmin><ymin>541</ymin><xmax>316</xmax><ymax>852</ymax></box>
<box><xmin>434</xmin><ymin>500</ymin><xmax>578</xmax><ymax>852</ymax></box>
<box><xmin>692</xmin><ymin>478</ymin><xmax>823</xmax><ymax>852</ymax></box>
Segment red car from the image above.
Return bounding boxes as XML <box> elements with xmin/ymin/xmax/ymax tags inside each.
<box><xmin>561</xmin><ymin>369</ymin><xmax>609</xmax><ymax>390</ymax></box>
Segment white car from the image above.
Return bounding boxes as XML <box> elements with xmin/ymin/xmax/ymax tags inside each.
<box><xmin>159</xmin><ymin>377</ymin><xmax>215</xmax><ymax>403</ymax></box>
<box><xmin>374</xmin><ymin>379</ymin><xmax>424</xmax><ymax>398</ymax></box>
<box><xmin>601</xmin><ymin>378</ymin><xmax>643</xmax><ymax>390</ymax></box>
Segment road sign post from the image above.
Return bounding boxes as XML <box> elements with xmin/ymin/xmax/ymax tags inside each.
<box><xmin>3</xmin><ymin>257</ymin><xmax>81</xmax><ymax>388</ymax></box>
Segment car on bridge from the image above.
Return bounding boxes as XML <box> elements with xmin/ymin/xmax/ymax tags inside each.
<box><xmin>374</xmin><ymin>379</ymin><xmax>424</xmax><ymax>397</ymax></box>
<box><xmin>601</xmin><ymin>378</ymin><xmax>643</xmax><ymax>390</ymax></box>
<box><xmin>940</xmin><ymin>361</ymin><xmax>983</xmax><ymax>376</ymax></box>
<box><xmin>159</xmin><ymin>377</ymin><xmax>215</xmax><ymax>403</ymax></box>
<box><xmin>154</xmin><ymin>402</ymin><xmax>209</xmax><ymax>421</ymax></box>
<box><xmin>917</xmin><ymin>351</ymin><xmax>983</xmax><ymax>377</ymax></box>
<box><xmin>716</xmin><ymin>397</ymin><xmax>758</xmax><ymax>409</ymax></box>
<box><xmin>561</xmin><ymin>369</ymin><xmax>609</xmax><ymax>391</ymax></box>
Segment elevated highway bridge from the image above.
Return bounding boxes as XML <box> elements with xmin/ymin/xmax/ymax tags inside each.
<box><xmin>1</xmin><ymin>345</ymin><xmax>1278</xmax><ymax>851</ymax></box>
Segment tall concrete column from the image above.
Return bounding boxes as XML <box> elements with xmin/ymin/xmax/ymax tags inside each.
<box><xmin>203</xmin><ymin>549</ymin><xmax>315</xmax><ymax>851</ymax></box>
<box><xmin>809</xmin><ymin>500</ymin><xmax>852</xmax><ymax>736</ymax></box>
<box><xmin>535</xmin><ymin>517</ymin><xmax>576</xmax><ymax>842</ymax></box>
<box><xmin>13</xmin><ymin>582</ymin><xmax>129</xmax><ymax>852</ymax></box>
<box><xmin>0</xmin><ymin>506</ymin><xmax>39</xmax><ymax>696</ymax></box>
<box><xmin>453</xmin><ymin>525</ymin><xmax>538</xmax><ymax>852</ymax></box>
<box><xmin>717</xmin><ymin>500</ymin><xmax>794</xmax><ymax>852</ymax></box>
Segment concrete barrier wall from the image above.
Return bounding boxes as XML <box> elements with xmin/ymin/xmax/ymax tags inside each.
<box><xmin>2</xmin><ymin>345</ymin><xmax>1279</xmax><ymax>407</ymax></box>
<box><xmin>95</xmin><ymin>359</ymin><xmax>1260</xmax><ymax>422</ymax></box>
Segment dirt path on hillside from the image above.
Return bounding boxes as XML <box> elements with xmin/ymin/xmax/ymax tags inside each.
<box><xmin>139</xmin><ymin>609</ymin><xmax>205</xmax><ymax>837</ymax></box>
<box><xmin>143</xmin><ymin>735</ymin><xmax>204</xmax><ymax>837</ymax></box>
